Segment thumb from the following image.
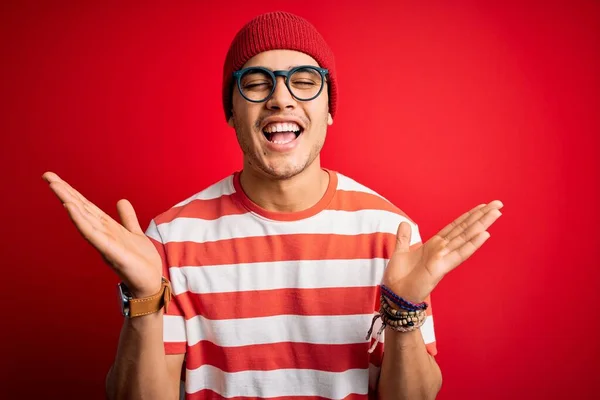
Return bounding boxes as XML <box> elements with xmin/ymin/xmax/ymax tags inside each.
<box><xmin>117</xmin><ymin>199</ymin><xmax>144</xmax><ymax>235</ymax></box>
<box><xmin>394</xmin><ymin>221</ymin><xmax>412</xmax><ymax>253</ymax></box>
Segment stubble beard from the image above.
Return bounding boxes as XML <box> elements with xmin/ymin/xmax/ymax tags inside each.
<box><xmin>233</xmin><ymin>118</ymin><xmax>326</xmax><ymax>181</ymax></box>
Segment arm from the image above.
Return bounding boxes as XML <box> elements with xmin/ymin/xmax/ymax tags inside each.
<box><xmin>41</xmin><ymin>171</ymin><xmax>186</xmax><ymax>400</ymax></box>
<box><xmin>377</xmin><ymin>328</ymin><xmax>442</xmax><ymax>400</ymax></box>
<box><xmin>106</xmin><ymin>310</ymin><xmax>184</xmax><ymax>400</ymax></box>
<box><xmin>377</xmin><ymin>201</ymin><xmax>503</xmax><ymax>399</ymax></box>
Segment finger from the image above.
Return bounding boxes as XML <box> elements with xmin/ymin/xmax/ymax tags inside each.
<box><xmin>48</xmin><ymin>180</ymin><xmax>80</xmax><ymax>205</ymax></box>
<box><xmin>117</xmin><ymin>199</ymin><xmax>144</xmax><ymax>235</ymax></box>
<box><xmin>63</xmin><ymin>201</ymin><xmax>112</xmax><ymax>254</ymax></box>
<box><xmin>63</xmin><ymin>182</ymin><xmax>105</xmax><ymax>219</ymax></box>
<box><xmin>394</xmin><ymin>221</ymin><xmax>412</xmax><ymax>253</ymax></box>
<box><xmin>42</xmin><ymin>171</ymin><xmax>60</xmax><ymax>183</ymax></box>
<box><xmin>440</xmin><ymin>231</ymin><xmax>491</xmax><ymax>273</ymax></box>
<box><xmin>50</xmin><ymin>180</ymin><xmax>119</xmax><ymax>244</ymax></box>
<box><xmin>444</xmin><ymin>207</ymin><xmax>502</xmax><ymax>253</ymax></box>
<box><xmin>49</xmin><ymin>181</ymin><xmax>101</xmax><ymax>226</ymax></box>
<box><xmin>54</xmin><ymin>181</ymin><xmax>103</xmax><ymax>221</ymax></box>
<box><xmin>64</xmin><ymin>195</ymin><xmax>112</xmax><ymax>238</ymax></box>
<box><xmin>437</xmin><ymin>204</ymin><xmax>486</xmax><ymax>240</ymax></box>
<box><xmin>441</xmin><ymin>200</ymin><xmax>503</xmax><ymax>242</ymax></box>
<box><xmin>64</xmin><ymin>202</ymin><xmax>127</xmax><ymax>271</ymax></box>
<box><xmin>44</xmin><ymin>172</ymin><xmax>105</xmax><ymax>218</ymax></box>
<box><xmin>44</xmin><ymin>172</ymin><xmax>79</xmax><ymax>203</ymax></box>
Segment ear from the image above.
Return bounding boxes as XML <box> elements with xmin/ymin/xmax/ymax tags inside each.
<box><xmin>327</xmin><ymin>113</ymin><xmax>333</xmax><ymax>126</ymax></box>
<box><xmin>227</xmin><ymin>115</ymin><xmax>235</xmax><ymax>128</ymax></box>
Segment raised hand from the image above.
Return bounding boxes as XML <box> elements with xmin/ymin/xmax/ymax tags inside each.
<box><xmin>382</xmin><ymin>200</ymin><xmax>504</xmax><ymax>303</ymax></box>
<box><xmin>42</xmin><ymin>171</ymin><xmax>163</xmax><ymax>298</ymax></box>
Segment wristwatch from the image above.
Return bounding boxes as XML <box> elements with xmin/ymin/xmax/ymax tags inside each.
<box><xmin>117</xmin><ymin>277</ymin><xmax>172</xmax><ymax>318</ymax></box>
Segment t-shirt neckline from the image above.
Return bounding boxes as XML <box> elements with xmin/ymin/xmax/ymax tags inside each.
<box><xmin>232</xmin><ymin>168</ymin><xmax>338</xmax><ymax>222</ymax></box>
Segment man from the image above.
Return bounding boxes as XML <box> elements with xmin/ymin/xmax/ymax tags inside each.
<box><xmin>42</xmin><ymin>11</ymin><xmax>502</xmax><ymax>400</ymax></box>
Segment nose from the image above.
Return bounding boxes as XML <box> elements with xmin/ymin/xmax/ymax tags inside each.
<box><xmin>266</xmin><ymin>76</ymin><xmax>297</xmax><ymax>112</ymax></box>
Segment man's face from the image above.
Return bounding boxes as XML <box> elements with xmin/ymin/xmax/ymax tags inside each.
<box><xmin>228</xmin><ymin>50</ymin><xmax>333</xmax><ymax>180</ymax></box>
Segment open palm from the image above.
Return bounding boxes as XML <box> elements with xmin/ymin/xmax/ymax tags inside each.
<box><xmin>42</xmin><ymin>171</ymin><xmax>162</xmax><ymax>298</ymax></box>
<box><xmin>382</xmin><ymin>201</ymin><xmax>503</xmax><ymax>303</ymax></box>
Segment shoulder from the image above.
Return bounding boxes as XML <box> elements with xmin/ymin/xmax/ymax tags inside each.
<box><xmin>145</xmin><ymin>173</ymin><xmax>236</xmax><ymax>238</ymax></box>
<box><xmin>332</xmin><ymin>170</ymin><xmax>417</xmax><ymax>224</ymax></box>
<box><xmin>170</xmin><ymin>174</ymin><xmax>236</xmax><ymax>210</ymax></box>
<box><xmin>331</xmin><ymin>170</ymin><xmax>422</xmax><ymax>244</ymax></box>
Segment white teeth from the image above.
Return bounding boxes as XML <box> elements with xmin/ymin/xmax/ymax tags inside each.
<box><xmin>263</xmin><ymin>122</ymin><xmax>301</xmax><ymax>133</ymax></box>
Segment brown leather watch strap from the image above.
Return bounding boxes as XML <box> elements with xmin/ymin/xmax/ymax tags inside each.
<box><xmin>128</xmin><ymin>278</ymin><xmax>172</xmax><ymax>317</ymax></box>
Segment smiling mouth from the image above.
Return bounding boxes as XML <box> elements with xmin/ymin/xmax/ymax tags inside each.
<box><xmin>262</xmin><ymin>123</ymin><xmax>304</xmax><ymax>144</ymax></box>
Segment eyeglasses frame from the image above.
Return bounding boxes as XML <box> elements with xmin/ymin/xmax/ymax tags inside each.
<box><xmin>232</xmin><ymin>65</ymin><xmax>329</xmax><ymax>103</ymax></box>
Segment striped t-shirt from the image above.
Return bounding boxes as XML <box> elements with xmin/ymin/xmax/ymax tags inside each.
<box><xmin>145</xmin><ymin>168</ymin><xmax>437</xmax><ymax>400</ymax></box>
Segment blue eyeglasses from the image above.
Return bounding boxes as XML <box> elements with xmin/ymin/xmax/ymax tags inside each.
<box><xmin>233</xmin><ymin>65</ymin><xmax>329</xmax><ymax>103</ymax></box>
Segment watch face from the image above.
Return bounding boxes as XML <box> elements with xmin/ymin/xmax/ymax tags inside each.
<box><xmin>116</xmin><ymin>283</ymin><xmax>131</xmax><ymax>317</ymax></box>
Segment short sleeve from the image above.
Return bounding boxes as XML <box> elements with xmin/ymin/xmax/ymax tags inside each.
<box><xmin>145</xmin><ymin>219</ymin><xmax>187</xmax><ymax>355</ymax></box>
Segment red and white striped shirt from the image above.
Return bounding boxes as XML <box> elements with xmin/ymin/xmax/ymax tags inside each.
<box><xmin>145</xmin><ymin>169</ymin><xmax>437</xmax><ymax>400</ymax></box>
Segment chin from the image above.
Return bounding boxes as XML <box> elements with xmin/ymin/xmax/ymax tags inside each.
<box><xmin>258</xmin><ymin>159</ymin><xmax>309</xmax><ymax>180</ymax></box>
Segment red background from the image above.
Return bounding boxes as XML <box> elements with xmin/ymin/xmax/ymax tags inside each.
<box><xmin>1</xmin><ymin>1</ymin><xmax>599</xmax><ymax>399</ymax></box>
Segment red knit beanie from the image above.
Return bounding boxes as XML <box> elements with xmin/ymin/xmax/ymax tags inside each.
<box><xmin>222</xmin><ymin>11</ymin><xmax>337</xmax><ymax>121</ymax></box>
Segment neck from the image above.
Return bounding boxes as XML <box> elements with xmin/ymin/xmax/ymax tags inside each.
<box><xmin>239</xmin><ymin>159</ymin><xmax>329</xmax><ymax>213</ymax></box>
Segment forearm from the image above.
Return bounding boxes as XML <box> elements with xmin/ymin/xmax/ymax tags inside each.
<box><xmin>106</xmin><ymin>311</ymin><xmax>176</xmax><ymax>400</ymax></box>
<box><xmin>377</xmin><ymin>328</ymin><xmax>442</xmax><ymax>400</ymax></box>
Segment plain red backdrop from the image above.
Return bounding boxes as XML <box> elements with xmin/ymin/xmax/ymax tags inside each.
<box><xmin>1</xmin><ymin>0</ymin><xmax>599</xmax><ymax>399</ymax></box>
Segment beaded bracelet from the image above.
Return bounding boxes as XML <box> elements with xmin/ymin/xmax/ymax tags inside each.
<box><xmin>365</xmin><ymin>295</ymin><xmax>427</xmax><ymax>353</ymax></box>
<box><xmin>380</xmin><ymin>284</ymin><xmax>428</xmax><ymax>311</ymax></box>
<box><xmin>380</xmin><ymin>295</ymin><xmax>427</xmax><ymax>330</ymax></box>
<box><xmin>379</xmin><ymin>296</ymin><xmax>425</xmax><ymax>327</ymax></box>
<box><xmin>381</xmin><ymin>301</ymin><xmax>426</xmax><ymax>332</ymax></box>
